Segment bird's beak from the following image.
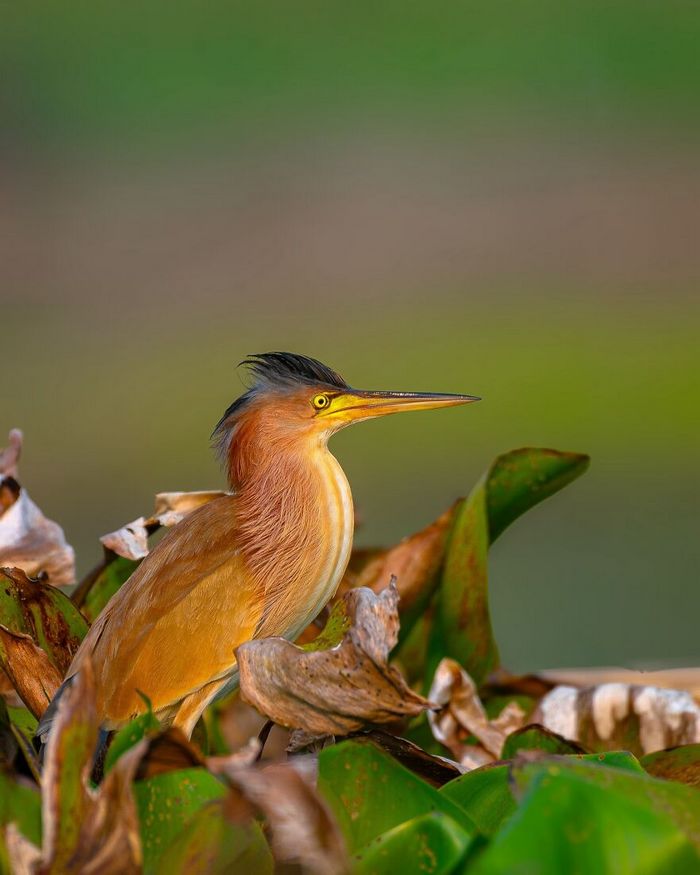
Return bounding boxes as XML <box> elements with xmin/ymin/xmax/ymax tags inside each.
<box><xmin>330</xmin><ymin>388</ymin><xmax>481</xmax><ymax>422</ymax></box>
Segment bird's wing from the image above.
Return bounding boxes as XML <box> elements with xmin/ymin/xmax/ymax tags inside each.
<box><xmin>69</xmin><ymin>495</ymin><xmax>263</xmax><ymax>726</ymax></box>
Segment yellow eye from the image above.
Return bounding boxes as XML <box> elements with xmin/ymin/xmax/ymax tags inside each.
<box><xmin>312</xmin><ymin>393</ymin><xmax>330</xmax><ymax>411</ymax></box>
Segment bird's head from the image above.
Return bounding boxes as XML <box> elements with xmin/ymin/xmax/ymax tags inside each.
<box><xmin>212</xmin><ymin>352</ymin><xmax>479</xmax><ymax>486</ymax></box>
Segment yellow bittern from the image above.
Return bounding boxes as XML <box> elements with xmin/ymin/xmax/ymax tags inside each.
<box><xmin>39</xmin><ymin>353</ymin><xmax>479</xmax><ymax>741</ymax></box>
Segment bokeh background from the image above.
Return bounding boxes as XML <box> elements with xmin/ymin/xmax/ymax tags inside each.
<box><xmin>2</xmin><ymin>2</ymin><xmax>698</xmax><ymax>671</ymax></box>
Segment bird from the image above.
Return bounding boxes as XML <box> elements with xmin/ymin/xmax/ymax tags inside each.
<box><xmin>38</xmin><ymin>352</ymin><xmax>479</xmax><ymax>742</ymax></box>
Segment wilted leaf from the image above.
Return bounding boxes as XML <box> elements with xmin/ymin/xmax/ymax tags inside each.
<box><xmin>0</xmin><ymin>626</ymin><xmax>63</xmax><ymax>719</ymax></box>
<box><xmin>427</xmin><ymin>658</ymin><xmax>525</xmax><ymax>768</ymax></box>
<box><xmin>352</xmin><ymin>811</ymin><xmax>474</xmax><ymax>875</ymax></box>
<box><xmin>99</xmin><ymin>491</ymin><xmax>227</xmax><ymax>561</ymax></box>
<box><xmin>39</xmin><ymin>661</ymin><xmax>143</xmax><ymax>874</ymax></box>
<box><xmin>431</xmin><ymin>448</ymin><xmax>589</xmax><ymax>686</ymax></box>
<box><xmin>535</xmin><ymin>682</ymin><xmax>700</xmax><ymax>756</ymax></box>
<box><xmin>318</xmin><ymin>739</ymin><xmax>476</xmax><ymax>853</ymax></box>
<box><xmin>0</xmin><ymin>566</ymin><xmax>88</xmax><ymax>673</ymax></box>
<box><xmin>337</xmin><ymin>509</ymin><xmax>453</xmax><ymax>646</ymax></box>
<box><xmin>472</xmin><ymin>760</ymin><xmax>700</xmax><ymax>874</ymax></box>
<box><xmin>351</xmin><ymin>729</ymin><xmax>465</xmax><ymax>787</ymax></box>
<box><xmin>237</xmin><ymin>584</ymin><xmax>430</xmax><ymax>738</ymax></box>
<box><xmin>154</xmin><ymin>798</ymin><xmax>273</xmax><ymax>875</ymax></box>
<box><xmin>539</xmin><ymin>665</ymin><xmax>700</xmax><ymax>700</ymax></box>
<box><xmin>228</xmin><ymin>762</ymin><xmax>349</xmax><ymax>875</ymax></box>
<box><xmin>642</xmin><ymin>744</ymin><xmax>700</xmax><ymax>788</ymax></box>
<box><xmin>0</xmin><ymin>430</ymin><xmax>75</xmax><ymax>586</ymax></box>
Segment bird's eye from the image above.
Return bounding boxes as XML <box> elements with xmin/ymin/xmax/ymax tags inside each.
<box><xmin>312</xmin><ymin>394</ymin><xmax>330</xmax><ymax>411</ymax></box>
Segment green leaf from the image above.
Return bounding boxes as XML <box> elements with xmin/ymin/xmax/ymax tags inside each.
<box><xmin>134</xmin><ymin>768</ymin><xmax>227</xmax><ymax>874</ymax></box>
<box><xmin>501</xmin><ymin>724</ymin><xmax>586</xmax><ymax>758</ymax></box>
<box><xmin>82</xmin><ymin>556</ymin><xmax>140</xmax><ymax>623</ymax></box>
<box><xmin>301</xmin><ymin>597</ymin><xmax>352</xmax><ymax>652</ymax></box>
<box><xmin>430</xmin><ymin>448</ymin><xmax>590</xmax><ymax>686</ymax></box>
<box><xmin>352</xmin><ymin>811</ymin><xmax>474</xmax><ymax>875</ymax></box>
<box><xmin>155</xmin><ymin>799</ymin><xmax>273</xmax><ymax>875</ymax></box>
<box><xmin>0</xmin><ymin>769</ymin><xmax>42</xmax><ymax>846</ymax></box>
<box><xmin>317</xmin><ymin>739</ymin><xmax>476</xmax><ymax>853</ymax></box>
<box><xmin>441</xmin><ymin>752</ymin><xmax>645</xmax><ymax>838</ymax></box>
<box><xmin>0</xmin><ymin>567</ymin><xmax>88</xmax><ymax>673</ymax></box>
<box><xmin>472</xmin><ymin>760</ymin><xmax>700</xmax><ymax>874</ymax></box>
<box><xmin>441</xmin><ymin>764</ymin><xmax>516</xmax><ymax>838</ymax></box>
<box><xmin>104</xmin><ymin>708</ymin><xmax>161</xmax><ymax>774</ymax></box>
<box><xmin>642</xmin><ymin>744</ymin><xmax>700</xmax><ymax>788</ymax></box>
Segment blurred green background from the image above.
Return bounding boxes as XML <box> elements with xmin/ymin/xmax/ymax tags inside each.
<box><xmin>2</xmin><ymin>2</ymin><xmax>698</xmax><ymax>671</ymax></box>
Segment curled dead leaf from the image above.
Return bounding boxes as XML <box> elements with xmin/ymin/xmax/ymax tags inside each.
<box><xmin>0</xmin><ymin>626</ymin><xmax>63</xmax><ymax>719</ymax></box>
<box><xmin>0</xmin><ymin>430</ymin><xmax>75</xmax><ymax>586</ymax></box>
<box><xmin>227</xmin><ymin>762</ymin><xmax>349</xmax><ymax>875</ymax></box>
<box><xmin>337</xmin><ymin>509</ymin><xmax>452</xmax><ymax>611</ymax></box>
<box><xmin>535</xmin><ymin>682</ymin><xmax>700</xmax><ymax>756</ymax></box>
<box><xmin>99</xmin><ymin>490</ymin><xmax>227</xmax><ymax>561</ymax></box>
<box><xmin>237</xmin><ymin>583</ymin><xmax>430</xmax><ymax>738</ymax></box>
<box><xmin>428</xmin><ymin>657</ymin><xmax>525</xmax><ymax>769</ymax></box>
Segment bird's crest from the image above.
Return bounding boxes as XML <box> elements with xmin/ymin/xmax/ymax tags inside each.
<box><xmin>211</xmin><ymin>352</ymin><xmax>348</xmax><ymax>467</ymax></box>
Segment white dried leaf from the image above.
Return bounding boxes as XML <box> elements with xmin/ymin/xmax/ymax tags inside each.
<box><xmin>535</xmin><ymin>682</ymin><xmax>700</xmax><ymax>755</ymax></box>
<box><xmin>0</xmin><ymin>431</ymin><xmax>75</xmax><ymax>586</ymax></box>
<box><xmin>428</xmin><ymin>657</ymin><xmax>525</xmax><ymax>768</ymax></box>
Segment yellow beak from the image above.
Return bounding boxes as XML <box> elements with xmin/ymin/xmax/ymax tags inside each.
<box><xmin>329</xmin><ymin>388</ymin><xmax>481</xmax><ymax>422</ymax></box>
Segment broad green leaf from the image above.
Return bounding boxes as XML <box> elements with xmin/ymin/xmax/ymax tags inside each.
<box><xmin>155</xmin><ymin>799</ymin><xmax>273</xmax><ymax>875</ymax></box>
<box><xmin>317</xmin><ymin>739</ymin><xmax>476</xmax><ymax>853</ymax></box>
<box><xmin>134</xmin><ymin>768</ymin><xmax>227</xmax><ymax>874</ymax></box>
<box><xmin>441</xmin><ymin>765</ymin><xmax>516</xmax><ymax>838</ymax></box>
<box><xmin>441</xmin><ymin>752</ymin><xmax>645</xmax><ymax>838</ymax></box>
<box><xmin>0</xmin><ymin>567</ymin><xmax>88</xmax><ymax>673</ymax></box>
<box><xmin>7</xmin><ymin>707</ymin><xmax>37</xmax><ymax>738</ymax></box>
<box><xmin>473</xmin><ymin>761</ymin><xmax>700</xmax><ymax>874</ymax></box>
<box><xmin>642</xmin><ymin>744</ymin><xmax>700</xmax><ymax>788</ymax></box>
<box><xmin>430</xmin><ymin>448</ymin><xmax>589</xmax><ymax>686</ymax></box>
<box><xmin>352</xmin><ymin>811</ymin><xmax>473</xmax><ymax>875</ymax></box>
<box><xmin>0</xmin><ymin>769</ymin><xmax>42</xmax><ymax>846</ymax></box>
<box><xmin>82</xmin><ymin>556</ymin><xmax>139</xmax><ymax>623</ymax></box>
<box><xmin>501</xmin><ymin>724</ymin><xmax>585</xmax><ymax>758</ymax></box>
<box><xmin>104</xmin><ymin>709</ymin><xmax>161</xmax><ymax>774</ymax></box>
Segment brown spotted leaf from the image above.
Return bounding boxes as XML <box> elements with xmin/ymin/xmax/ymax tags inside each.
<box><xmin>0</xmin><ymin>566</ymin><xmax>88</xmax><ymax>674</ymax></box>
<box><xmin>0</xmin><ymin>431</ymin><xmax>75</xmax><ymax>586</ymax></box>
<box><xmin>237</xmin><ymin>583</ymin><xmax>430</xmax><ymax>737</ymax></box>
<box><xmin>428</xmin><ymin>657</ymin><xmax>525</xmax><ymax>769</ymax></box>
<box><xmin>534</xmin><ymin>683</ymin><xmax>700</xmax><ymax>756</ymax></box>
<box><xmin>0</xmin><ymin>626</ymin><xmax>63</xmax><ymax>719</ymax></box>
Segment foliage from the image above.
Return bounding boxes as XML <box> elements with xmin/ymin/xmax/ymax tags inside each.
<box><xmin>2</xmin><ymin>440</ymin><xmax>700</xmax><ymax>873</ymax></box>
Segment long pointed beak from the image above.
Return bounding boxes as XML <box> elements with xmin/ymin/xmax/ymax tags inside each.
<box><xmin>331</xmin><ymin>388</ymin><xmax>481</xmax><ymax>422</ymax></box>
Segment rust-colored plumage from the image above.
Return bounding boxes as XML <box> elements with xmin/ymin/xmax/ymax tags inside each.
<box><xmin>39</xmin><ymin>353</ymin><xmax>479</xmax><ymax>740</ymax></box>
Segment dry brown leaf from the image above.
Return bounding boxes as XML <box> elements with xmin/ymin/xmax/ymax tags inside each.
<box><xmin>228</xmin><ymin>763</ymin><xmax>349</xmax><ymax>875</ymax></box>
<box><xmin>99</xmin><ymin>490</ymin><xmax>227</xmax><ymax>560</ymax></box>
<box><xmin>5</xmin><ymin>823</ymin><xmax>42</xmax><ymax>875</ymax></box>
<box><xmin>0</xmin><ymin>430</ymin><xmax>75</xmax><ymax>586</ymax></box>
<box><xmin>534</xmin><ymin>682</ymin><xmax>700</xmax><ymax>756</ymax></box>
<box><xmin>335</xmin><ymin>508</ymin><xmax>453</xmax><ymax>613</ymax></box>
<box><xmin>0</xmin><ymin>626</ymin><xmax>63</xmax><ymax>719</ymax></box>
<box><xmin>237</xmin><ymin>583</ymin><xmax>430</xmax><ymax>737</ymax></box>
<box><xmin>428</xmin><ymin>657</ymin><xmax>525</xmax><ymax>768</ymax></box>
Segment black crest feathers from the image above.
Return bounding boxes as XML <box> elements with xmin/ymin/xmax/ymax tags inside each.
<box><xmin>211</xmin><ymin>352</ymin><xmax>348</xmax><ymax>454</ymax></box>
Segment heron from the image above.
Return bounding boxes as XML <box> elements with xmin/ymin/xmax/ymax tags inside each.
<box><xmin>38</xmin><ymin>352</ymin><xmax>479</xmax><ymax>742</ymax></box>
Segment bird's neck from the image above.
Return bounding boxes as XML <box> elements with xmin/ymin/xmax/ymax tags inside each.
<box><xmin>232</xmin><ymin>435</ymin><xmax>354</xmax><ymax>639</ymax></box>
